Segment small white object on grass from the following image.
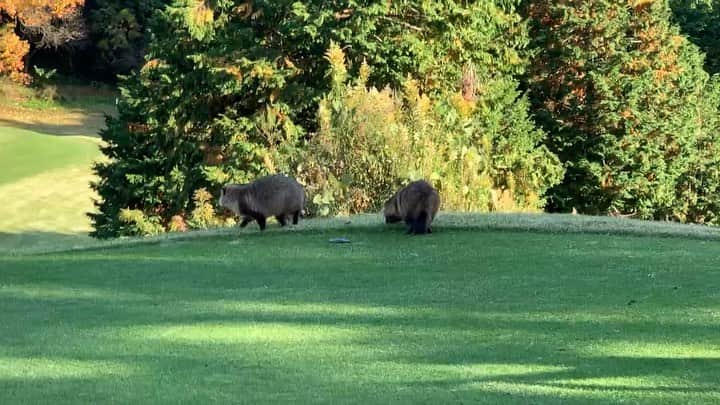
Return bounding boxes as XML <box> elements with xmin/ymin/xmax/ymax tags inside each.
<box><xmin>329</xmin><ymin>237</ymin><xmax>351</xmax><ymax>243</ymax></box>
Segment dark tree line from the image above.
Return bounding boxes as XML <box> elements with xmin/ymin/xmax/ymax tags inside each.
<box><xmin>18</xmin><ymin>0</ymin><xmax>170</xmax><ymax>82</ymax></box>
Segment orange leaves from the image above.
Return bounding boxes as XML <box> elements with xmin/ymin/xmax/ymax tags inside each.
<box><xmin>629</xmin><ymin>0</ymin><xmax>654</xmax><ymax>13</ymax></box>
<box><xmin>0</xmin><ymin>27</ymin><xmax>30</xmax><ymax>84</ymax></box>
<box><xmin>0</xmin><ymin>0</ymin><xmax>84</xmax><ymax>83</ymax></box>
<box><xmin>0</xmin><ymin>0</ymin><xmax>83</xmax><ymax>21</ymax></box>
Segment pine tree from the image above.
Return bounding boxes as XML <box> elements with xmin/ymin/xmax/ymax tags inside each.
<box><xmin>525</xmin><ymin>0</ymin><xmax>720</xmax><ymax>222</ymax></box>
<box><xmin>670</xmin><ymin>0</ymin><xmax>720</xmax><ymax>74</ymax></box>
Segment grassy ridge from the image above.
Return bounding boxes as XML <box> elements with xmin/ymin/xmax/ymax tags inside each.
<box><xmin>1</xmin><ymin>226</ymin><xmax>719</xmax><ymax>403</ymax></box>
<box><xmin>4</xmin><ymin>212</ymin><xmax>720</xmax><ymax>256</ymax></box>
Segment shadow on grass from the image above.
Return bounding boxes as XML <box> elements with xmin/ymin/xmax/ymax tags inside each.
<box><xmin>0</xmin><ymin>81</ymin><xmax>116</xmax><ymax>137</ymax></box>
<box><xmin>1</xmin><ymin>229</ymin><xmax>719</xmax><ymax>403</ymax></box>
<box><xmin>0</xmin><ymin>231</ymin><xmax>93</xmax><ymax>255</ymax></box>
<box><xmin>0</xmin><ymin>112</ymin><xmax>108</xmax><ymax>137</ymax></box>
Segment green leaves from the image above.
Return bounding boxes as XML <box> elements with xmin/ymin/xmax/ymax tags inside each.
<box><xmin>525</xmin><ymin>0</ymin><xmax>720</xmax><ymax>223</ymax></box>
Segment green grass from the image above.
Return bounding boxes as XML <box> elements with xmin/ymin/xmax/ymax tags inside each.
<box><xmin>0</xmin><ymin>78</ymin><xmax>116</xmax><ymax>112</ymax></box>
<box><xmin>1</xmin><ymin>216</ymin><xmax>719</xmax><ymax>404</ymax></box>
<box><xmin>0</xmin><ymin>126</ymin><xmax>100</xmax><ymax>185</ymax></box>
<box><xmin>0</xmin><ymin>125</ymin><xmax>102</xmax><ymax>250</ymax></box>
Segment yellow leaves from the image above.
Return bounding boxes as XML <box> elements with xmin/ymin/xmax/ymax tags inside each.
<box><xmin>0</xmin><ymin>0</ymin><xmax>83</xmax><ymax>31</ymax></box>
<box><xmin>262</xmin><ymin>152</ymin><xmax>276</xmax><ymax>174</ymax></box>
<box><xmin>324</xmin><ymin>42</ymin><xmax>347</xmax><ymax>84</ymax></box>
<box><xmin>333</xmin><ymin>8</ymin><xmax>353</xmax><ymax>21</ymax></box>
<box><xmin>490</xmin><ymin>188</ymin><xmax>518</xmax><ymax>212</ymax></box>
<box><xmin>625</xmin><ymin>56</ymin><xmax>650</xmax><ymax>73</ymax></box>
<box><xmin>191</xmin><ymin>0</ymin><xmax>213</xmax><ymax>27</ymax></box>
<box><xmin>250</xmin><ymin>64</ymin><xmax>274</xmax><ymax>80</ymax></box>
<box><xmin>283</xmin><ymin>56</ymin><xmax>296</xmax><ymax>70</ymax></box>
<box><xmin>636</xmin><ymin>26</ymin><xmax>661</xmax><ymax>52</ymax></box>
<box><xmin>0</xmin><ymin>0</ymin><xmax>83</xmax><ymax>19</ymax></box>
<box><xmin>358</xmin><ymin>58</ymin><xmax>371</xmax><ymax>86</ymax></box>
<box><xmin>223</xmin><ymin>66</ymin><xmax>243</xmax><ymax>80</ymax></box>
<box><xmin>670</xmin><ymin>35</ymin><xmax>684</xmax><ymax>48</ymax></box>
<box><xmin>168</xmin><ymin>215</ymin><xmax>187</xmax><ymax>232</ymax></box>
<box><xmin>450</xmin><ymin>93</ymin><xmax>476</xmax><ymax>118</ymax></box>
<box><xmin>140</xmin><ymin>58</ymin><xmax>169</xmax><ymax>74</ymax></box>
<box><xmin>653</xmin><ymin>68</ymin><xmax>677</xmax><ymax>84</ymax></box>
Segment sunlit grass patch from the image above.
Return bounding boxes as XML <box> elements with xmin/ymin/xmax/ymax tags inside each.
<box><xmin>0</xmin><ymin>357</ymin><xmax>134</xmax><ymax>380</ymax></box>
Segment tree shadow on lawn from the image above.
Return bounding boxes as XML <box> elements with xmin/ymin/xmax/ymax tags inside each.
<box><xmin>0</xmin><ymin>102</ymin><xmax>112</xmax><ymax>137</ymax></box>
<box><xmin>1</xmin><ymin>230</ymin><xmax>719</xmax><ymax>403</ymax></box>
<box><xmin>0</xmin><ymin>292</ymin><xmax>718</xmax><ymax>404</ymax></box>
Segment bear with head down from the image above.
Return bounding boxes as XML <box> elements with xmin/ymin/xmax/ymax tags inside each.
<box><xmin>219</xmin><ymin>174</ymin><xmax>305</xmax><ymax>231</ymax></box>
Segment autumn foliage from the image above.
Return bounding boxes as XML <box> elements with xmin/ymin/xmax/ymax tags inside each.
<box><xmin>0</xmin><ymin>25</ymin><xmax>30</xmax><ymax>83</ymax></box>
<box><xmin>0</xmin><ymin>0</ymin><xmax>84</xmax><ymax>83</ymax></box>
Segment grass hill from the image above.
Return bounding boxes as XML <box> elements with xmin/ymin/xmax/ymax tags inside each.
<box><xmin>2</xmin><ymin>215</ymin><xmax>720</xmax><ymax>404</ymax></box>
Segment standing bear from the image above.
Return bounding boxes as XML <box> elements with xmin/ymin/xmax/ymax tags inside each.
<box><xmin>219</xmin><ymin>174</ymin><xmax>305</xmax><ymax>231</ymax></box>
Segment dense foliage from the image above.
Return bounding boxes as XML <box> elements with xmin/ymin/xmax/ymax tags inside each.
<box><xmin>84</xmin><ymin>0</ymin><xmax>170</xmax><ymax>79</ymax></box>
<box><xmin>671</xmin><ymin>0</ymin><xmax>720</xmax><ymax>74</ymax></box>
<box><xmin>301</xmin><ymin>44</ymin><xmax>562</xmax><ymax>216</ymax></box>
<box><xmin>90</xmin><ymin>0</ymin><xmax>557</xmax><ymax>238</ymax></box>
<box><xmin>0</xmin><ymin>0</ymin><xmax>85</xmax><ymax>83</ymax></box>
<box><xmin>525</xmin><ymin>0</ymin><xmax>720</xmax><ymax>223</ymax></box>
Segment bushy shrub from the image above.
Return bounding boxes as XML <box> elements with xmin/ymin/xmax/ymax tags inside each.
<box><xmin>118</xmin><ymin>208</ymin><xmax>164</xmax><ymax>237</ymax></box>
<box><xmin>187</xmin><ymin>188</ymin><xmax>222</xmax><ymax>230</ymax></box>
<box><xmin>168</xmin><ymin>215</ymin><xmax>187</xmax><ymax>233</ymax></box>
<box><xmin>298</xmin><ymin>46</ymin><xmax>409</xmax><ymax>215</ymax></box>
<box><xmin>299</xmin><ymin>45</ymin><xmax>564</xmax><ymax>216</ymax></box>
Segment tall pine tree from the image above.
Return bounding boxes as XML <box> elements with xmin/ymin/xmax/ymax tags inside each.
<box><xmin>525</xmin><ymin>0</ymin><xmax>720</xmax><ymax>222</ymax></box>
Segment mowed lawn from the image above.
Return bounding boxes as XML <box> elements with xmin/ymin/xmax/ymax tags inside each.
<box><xmin>1</xmin><ymin>222</ymin><xmax>719</xmax><ymax>404</ymax></box>
<box><xmin>0</xmin><ymin>125</ymin><xmax>102</xmax><ymax>250</ymax></box>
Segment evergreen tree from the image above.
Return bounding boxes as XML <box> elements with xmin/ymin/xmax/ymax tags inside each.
<box><xmin>525</xmin><ymin>0</ymin><xmax>720</xmax><ymax>221</ymax></box>
<box><xmin>670</xmin><ymin>0</ymin><xmax>720</xmax><ymax>74</ymax></box>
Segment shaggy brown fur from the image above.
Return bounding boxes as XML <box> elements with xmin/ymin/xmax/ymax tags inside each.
<box><xmin>383</xmin><ymin>180</ymin><xmax>440</xmax><ymax>234</ymax></box>
<box><xmin>219</xmin><ymin>174</ymin><xmax>306</xmax><ymax>231</ymax></box>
